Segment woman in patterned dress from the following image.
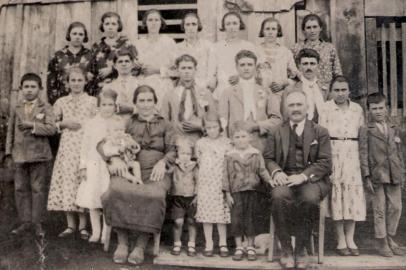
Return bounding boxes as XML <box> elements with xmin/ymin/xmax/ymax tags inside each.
<box><xmin>319</xmin><ymin>76</ymin><xmax>366</xmax><ymax>256</ymax></box>
<box><xmin>88</xmin><ymin>12</ymin><xmax>139</xmax><ymax>96</ymax></box>
<box><xmin>292</xmin><ymin>14</ymin><xmax>342</xmax><ymax>98</ymax></box>
<box><xmin>136</xmin><ymin>9</ymin><xmax>177</xmax><ymax>109</ymax></box>
<box><xmin>47</xmin><ymin>67</ymin><xmax>97</xmax><ymax>239</ymax></box>
<box><xmin>47</xmin><ymin>22</ymin><xmax>92</xmax><ymax>105</ymax></box>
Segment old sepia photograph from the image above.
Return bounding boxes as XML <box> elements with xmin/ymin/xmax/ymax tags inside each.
<box><xmin>0</xmin><ymin>0</ymin><xmax>405</xmax><ymax>269</ymax></box>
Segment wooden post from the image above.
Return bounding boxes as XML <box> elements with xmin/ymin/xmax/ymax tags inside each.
<box><xmin>381</xmin><ymin>26</ymin><xmax>388</xmax><ymax>100</ymax></box>
<box><xmin>402</xmin><ymin>23</ymin><xmax>406</xmax><ymax>117</ymax></box>
<box><xmin>365</xmin><ymin>18</ymin><xmax>379</xmax><ymax>94</ymax></box>
<box><xmin>389</xmin><ymin>23</ymin><xmax>398</xmax><ymax>116</ymax></box>
<box><xmin>331</xmin><ymin>0</ymin><xmax>367</xmax><ymax>104</ymax></box>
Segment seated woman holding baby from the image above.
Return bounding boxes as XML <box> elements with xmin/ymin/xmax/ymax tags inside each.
<box><xmin>100</xmin><ymin>85</ymin><xmax>176</xmax><ymax>265</ymax></box>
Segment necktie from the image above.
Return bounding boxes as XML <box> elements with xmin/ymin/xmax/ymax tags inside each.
<box><xmin>377</xmin><ymin>122</ymin><xmax>388</xmax><ymax>136</ymax></box>
<box><xmin>292</xmin><ymin>123</ymin><xmax>298</xmax><ymax>136</ymax></box>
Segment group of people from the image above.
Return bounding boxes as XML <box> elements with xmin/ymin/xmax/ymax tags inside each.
<box><xmin>3</xmin><ymin>7</ymin><xmax>405</xmax><ymax>270</ymax></box>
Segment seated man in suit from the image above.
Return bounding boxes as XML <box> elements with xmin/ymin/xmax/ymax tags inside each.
<box><xmin>264</xmin><ymin>90</ymin><xmax>332</xmax><ymax>269</ymax></box>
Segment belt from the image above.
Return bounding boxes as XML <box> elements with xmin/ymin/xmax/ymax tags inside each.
<box><xmin>330</xmin><ymin>137</ymin><xmax>358</xmax><ymax>141</ymax></box>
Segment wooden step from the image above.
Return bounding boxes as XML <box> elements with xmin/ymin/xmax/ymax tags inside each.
<box><xmin>153</xmin><ymin>246</ymin><xmax>406</xmax><ymax>270</ymax></box>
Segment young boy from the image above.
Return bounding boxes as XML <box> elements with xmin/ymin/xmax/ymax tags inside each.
<box><xmin>223</xmin><ymin>121</ymin><xmax>272</xmax><ymax>261</ymax></box>
<box><xmin>5</xmin><ymin>73</ymin><xmax>56</xmax><ymax>236</ymax></box>
<box><xmin>169</xmin><ymin>137</ymin><xmax>198</xmax><ymax>257</ymax></box>
<box><xmin>360</xmin><ymin>92</ymin><xmax>405</xmax><ymax>257</ymax></box>
<box><xmin>161</xmin><ymin>54</ymin><xmax>216</xmax><ymax>143</ymax></box>
<box><xmin>102</xmin><ymin>49</ymin><xmax>140</xmax><ymax>116</ymax></box>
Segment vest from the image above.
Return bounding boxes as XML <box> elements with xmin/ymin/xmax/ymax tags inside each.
<box><xmin>285</xmin><ymin>127</ymin><xmax>305</xmax><ymax>174</ymax></box>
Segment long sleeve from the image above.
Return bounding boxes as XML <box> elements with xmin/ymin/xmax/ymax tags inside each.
<box><xmin>263</xmin><ymin>130</ymin><xmax>282</xmax><ymax>176</ymax></box>
<box><xmin>218</xmin><ymin>89</ymin><xmax>230</xmax><ymax>131</ymax></box>
<box><xmin>160</xmin><ymin>91</ymin><xmax>172</xmax><ymax>122</ymax></box>
<box><xmin>32</xmin><ymin>104</ymin><xmax>56</xmax><ymax>136</ymax></box>
<box><xmin>331</xmin><ymin>46</ymin><xmax>342</xmax><ymax>78</ymax></box>
<box><xmin>358</xmin><ymin>126</ymin><xmax>370</xmax><ymax>180</ymax></box>
<box><xmin>5</xmin><ymin>108</ymin><xmax>15</xmax><ymax>156</ymax></box>
<box><xmin>257</xmin><ymin>91</ymin><xmax>282</xmax><ymax>134</ymax></box>
<box><xmin>257</xmin><ymin>155</ymin><xmax>272</xmax><ymax>183</ymax></box>
<box><xmin>47</xmin><ymin>55</ymin><xmax>60</xmax><ymax>105</ymax></box>
<box><xmin>163</xmin><ymin>120</ymin><xmax>176</xmax><ymax>165</ymax></box>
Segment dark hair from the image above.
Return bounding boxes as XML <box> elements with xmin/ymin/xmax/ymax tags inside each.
<box><xmin>20</xmin><ymin>73</ymin><xmax>42</xmax><ymax>89</ymax></box>
<box><xmin>259</xmin><ymin>17</ymin><xmax>283</xmax><ymax>38</ymax></box>
<box><xmin>202</xmin><ymin>112</ymin><xmax>224</xmax><ymax>134</ymax></box>
<box><xmin>99</xmin><ymin>12</ymin><xmax>123</xmax><ymax>33</ymax></box>
<box><xmin>296</xmin><ymin>48</ymin><xmax>320</xmax><ymax>64</ymax></box>
<box><xmin>219</xmin><ymin>11</ymin><xmax>245</xmax><ymax>32</ymax></box>
<box><xmin>97</xmin><ymin>88</ymin><xmax>118</xmax><ymax>106</ymax></box>
<box><xmin>329</xmin><ymin>75</ymin><xmax>349</xmax><ymax>92</ymax></box>
<box><xmin>235</xmin><ymin>50</ymin><xmax>257</xmax><ymax>64</ymax></box>
<box><xmin>133</xmin><ymin>85</ymin><xmax>158</xmax><ymax>105</ymax></box>
<box><xmin>113</xmin><ymin>49</ymin><xmax>135</xmax><ymax>63</ymax></box>
<box><xmin>66</xmin><ymin>21</ymin><xmax>89</xmax><ymax>43</ymax></box>
<box><xmin>175</xmin><ymin>54</ymin><xmax>197</xmax><ymax>68</ymax></box>
<box><xmin>66</xmin><ymin>66</ymin><xmax>87</xmax><ymax>83</ymax></box>
<box><xmin>301</xmin><ymin>13</ymin><xmax>324</xmax><ymax>32</ymax></box>
<box><xmin>367</xmin><ymin>92</ymin><xmax>386</xmax><ymax>109</ymax></box>
<box><xmin>142</xmin><ymin>9</ymin><xmax>167</xmax><ymax>31</ymax></box>
<box><xmin>181</xmin><ymin>12</ymin><xmax>203</xmax><ymax>32</ymax></box>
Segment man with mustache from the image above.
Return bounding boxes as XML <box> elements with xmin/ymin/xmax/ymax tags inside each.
<box><xmin>281</xmin><ymin>48</ymin><xmax>325</xmax><ymax>123</ymax></box>
<box><xmin>264</xmin><ymin>90</ymin><xmax>332</xmax><ymax>269</ymax></box>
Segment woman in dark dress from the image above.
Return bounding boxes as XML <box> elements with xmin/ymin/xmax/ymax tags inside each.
<box><xmin>101</xmin><ymin>85</ymin><xmax>175</xmax><ymax>265</ymax></box>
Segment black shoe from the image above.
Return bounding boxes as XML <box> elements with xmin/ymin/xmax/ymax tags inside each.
<box><xmin>11</xmin><ymin>223</ymin><xmax>31</xmax><ymax>235</ymax></box>
<box><xmin>34</xmin><ymin>223</ymin><xmax>45</xmax><ymax>237</ymax></box>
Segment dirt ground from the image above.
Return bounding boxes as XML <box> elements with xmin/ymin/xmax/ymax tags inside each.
<box><xmin>0</xmin><ymin>178</ymin><xmax>405</xmax><ymax>270</ymax></box>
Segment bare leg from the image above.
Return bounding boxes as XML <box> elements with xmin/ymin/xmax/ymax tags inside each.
<box><xmin>187</xmin><ymin>218</ymin><xmax>196</xmax><ymax>244</ymax></box>
<box><xmin>217</xmin><ymin>223</ymin><xmax>227</xmax><ymax>247</ymax></box>
<box><xmin>78</xmin><ymin>212</ymin><xmax>87</xmax><ymax>230</ymax></box>
<box><xmin>89</xmin><ymin>209</ymin><xmax>101</xmax><ymax>242</ymax></box>
<box><xmin>173</xmin><ymin>218</ymin><xmax>184</xmax><ymax>246</ymax></box>
<box><xmin>203</xmin><ymin>223</ymin><xmax>214</xmax><ymax>250</ymax></box>
<box><xmin>335</xmin><ymin>220</ymin><xmax>347</xmax><ymax>249</ymax></box>
<box><xmin>344</xmin><ymin>220</ymin><xmax>357</xmax><ymax>249</ymax></box>
<box><xmin>235</xmin><ymin>236</ymin><xmax>243</xmax><ymax>248</ymax></box>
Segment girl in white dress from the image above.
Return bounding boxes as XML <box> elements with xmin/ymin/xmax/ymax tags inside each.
<box><xmin>195</xmin><ymin>113</ymin><xmax>231</xmax><ymax>257</ymax></box>
<box><xmin>174</xmin><ymin>12</ymin><xmax>213</xmax><ymax>90</ymax></box>
<box><xmin>319</xmin><ymin>76</ymin><xmax>366</xmax><ymax>256</ymax></box>
<box><xmin>208</xmin><ymin>11</ymin><xmax>264</xmax><ymax>100</ymax></box>
<box><xmin>136</xmin><ymin>9</ymin><xmax>177</xmax><ymax>109</ymax></box>
<box><xmin>76</xmin><ymin>89</ymin><xmax>125</xmax><ymax>242</ymax></box>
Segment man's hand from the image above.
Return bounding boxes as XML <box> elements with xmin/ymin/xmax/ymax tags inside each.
<box><xmin>191</xmin><ymin>196</ymin><xmax>197</xmax><ymax>206</ymax></box>
<box><xmin>228</xmin><ymin>75</ymin><xmax>239</xmax><ymax>86</ymax></box>
<box><xmin>273</xmin><ymin>171</ymin><xmax>289</xmax><ymax>186</ymax></box>
<box><xmin>18</xmin><ymin>120</ymin><xmax>34</xmax><ymax>131</ymax></box>
<box><xmin>108</xmin><ymin>157</ymin><xmax>127</xmax><ymax>177</ymax></box>
<box><xmin>364</xmin><ymin>176</ymin><xmax>375</xmax><ymax>194</ymax></box>
<box><xmin>150</xmin><ymin>160</ymin><xmax>166</xmax><ymax>182</ymax></box>
<box><xmin>226</xmin><ymin>192</ymin><xmax>234</xmax><ymax>208</ymax></box>
<box><xmin>182</xmin><ymin>120</ymin><xmax>203</xmax><ymax>133</ymax></box>
<box><xmin>270</xmin><ymin>82</ymin><xmax>286</xmax><ymax>93</ymax></box>
<box><xmin>286</xmin><ymin>174</ymin><xmax>307</xmax><ymax>187</ymax></box>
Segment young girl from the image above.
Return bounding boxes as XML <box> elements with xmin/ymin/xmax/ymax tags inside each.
<box><xmin>258</xmin><ymin>17</ymin><xmax>299</xmax><ymax>98</ymax></box>
<box><xmin>223</xmin><ymin>122</ymin><xmax>272</xmax><ymax>261</ymax></box>
<box><xmin>76</xmin><ymin>88</ymin><xmax>125</xmax><ymax>243</ymax></box>
<box><xmin>195</xmin><ymin>113</ymin><xmax>231</xmax><ymax>257</ymax></box>
<box><xmin>47</xmin><ymin>67</ymin><xmax>97</xmax><ymax>239</ymax></box>
<box><xmin>170</xmin><ymin>137</ymin><xmax>198</xmax><ymax>257</ymax></box>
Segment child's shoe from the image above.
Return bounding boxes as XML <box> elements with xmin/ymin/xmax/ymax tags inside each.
<box><xmin>113</xmin><ymin>244</ymin><xmax>128</xmax><ymax>264</ymax></box>
<box><xmin>171</xmin><ymin>242</ymin><xmax>182</xmax><ymax>256</ymax></box>
<box><xmin>219</xmin><ymin>246</ymin><xmax>229</xmax><ymax>257</ymax></box>
<box><xmin>187</xmin><ymin>242</ymin><xmax>196</xmax><ymax>257</ymax></box>
<box><xmin>58</xmin><ymin>227</ymin><xmax>75</xmax><ymax>238</ymax></box>
<box><xmin>246</xmin><ymin>247</ymin><xmax>257</xmax><ymax>261</ymax></box>
<box><xmin>232</xmin><ymin>247</ymin><xmax>245</xmax><ymax>261</ymax></box>
<box><xmin>388</xmin><ymin>236</ymin><xmax>406</xmax><ymax>256</ymax></box>
<box><xmin>377</xmin><ymin>238</ymin><xmax>393</xmax><ymax>257</ymax></box>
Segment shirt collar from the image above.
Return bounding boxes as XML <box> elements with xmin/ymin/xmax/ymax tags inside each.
<box><xmin>289</xmin><ymin>119</ymin><xmax>306</xmax><ymax>135</ymax></box>
<box><xmin>228</xmin><ymin>145</ymin><xmax>259</xmax><ymax>157</ymax></box>
<box><xmin>23</xmin><ymin>98</ymin><xmax>37</xmax><ymax>105</ymax></box>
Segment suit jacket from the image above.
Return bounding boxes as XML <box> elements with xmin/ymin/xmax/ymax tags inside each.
<box><xmin>219</xmin><ymin>82</ymin><xmax>282</xmax><ymax>152</ymax></box>
<box><xmin>359</xmin><ymin>119</ymin><xmax>406</xmax><ymax>185</ymax></box>
<box><xmin>161</xmin><ymin>83</ymin><xmax>216</xmax><ymax>143</ymax></box>
<box><xmin>6</xmin><ymin>98</ymin><xmax>56</xmax><ymax>163</ymax></box>
<box><xmin>263</xmin><ymin>120</ymin><xmax>332</xmax><ymax>194</ymax></box>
